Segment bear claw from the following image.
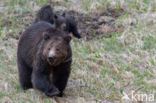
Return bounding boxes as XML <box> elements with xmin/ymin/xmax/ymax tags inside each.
<box><xmin>45</xmin><ymin>88</ymin><xmax>60</xmax><ymax>97</ymax></box>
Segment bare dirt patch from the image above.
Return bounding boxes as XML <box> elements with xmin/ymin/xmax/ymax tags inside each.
<box><xmin>56</xmin><ymin>8</ymin><xmax>125</xmax><ymax>40</ymax></box>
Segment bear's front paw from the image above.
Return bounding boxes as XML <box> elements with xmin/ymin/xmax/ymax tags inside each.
<box><xmin>45</xmin><ymin>87</ymin><xmax>60</xmax><ymax>97</ymax></box>
<box><xmin>57</xmin><ymin>92</ymin><xmax>63</xmax><ymax>97</ymax></box>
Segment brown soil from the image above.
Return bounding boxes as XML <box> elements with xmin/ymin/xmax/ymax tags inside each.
<box><xmin>57</xmin><ymin>8</ymin><xmax>125</xmax><ymax>40</ymax></box>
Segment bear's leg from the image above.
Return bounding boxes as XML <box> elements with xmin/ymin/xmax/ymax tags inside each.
<box><xmin>32</xmin><ymin>70</ymin><xmax>60</xmax><ymax>96</ymax></box>
<box><xmin>53</xmin><ymin>67</ymin><xmax>71</xmax><ymax>97</ymax></box>
<box><xmin>17</xmin><ymin>61</ymin><xmax>33</xmax><ymax>90</ymax></box>
<box><xmin>65</xmin><ymin>17</ymin><xmax>81</xmax><ymax>39</ymax></box>
<box><xmin>71</xmin><ymin>28</ymin><xmax>81</xmax><ymax>39</ymax></box>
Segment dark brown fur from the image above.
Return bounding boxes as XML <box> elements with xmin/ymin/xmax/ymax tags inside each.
<box><xmin>17</xmin><ymin>21</ymin><xmax>72</xmax><ymax>97</ymax></box>
<box><xmin>34</xmin><ymin>5</ymin><xmax>81</xmax><ymax>39</ymax></box>
<box><xmin>34</xmin><ymin>5</ymin><xmax>54</xmax><ymax>24</ymax></box>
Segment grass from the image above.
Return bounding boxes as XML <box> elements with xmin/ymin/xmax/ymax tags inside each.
<box><xmin>0</xmin><ymin>0</ymin><xmax>156</xmax><ymax>103</ymax></box>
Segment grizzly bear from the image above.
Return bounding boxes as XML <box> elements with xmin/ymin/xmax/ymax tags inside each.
<box><xmin>34</xmin><ymin>4</ymin><xmax>82</xmax><ymax>39</ymax></box>
<box><xmin>17</xmin><ymin>21</ymin><xmax>72</xmax><ymax>97</ymax></box>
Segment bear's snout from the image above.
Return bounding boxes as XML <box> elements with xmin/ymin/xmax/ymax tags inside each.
<box><xmin>48</xmin><ymin>55</ymin><xmax>55</xmax><ymax>62</ymax></box>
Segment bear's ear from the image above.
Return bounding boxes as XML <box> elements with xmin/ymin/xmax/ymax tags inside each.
<box><xmin>43</xmin><ymin>32</ymin><xmax>50</xmax><ymax>40</ymax></box>
<box><xmin>64</xmin><ymin>36</ymin><xmax>72</xmax><ymax>44</ymax></box>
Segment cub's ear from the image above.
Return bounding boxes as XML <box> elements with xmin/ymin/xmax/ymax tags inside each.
<box><xmin>43</xmin><ymin>32</ymin><xmax>50</xmax><ymax>40</ymax></box>
<box><xmin>64</xmin><ymin>36</ymin><xmax>72</xmax><ymax>44</ymax></box>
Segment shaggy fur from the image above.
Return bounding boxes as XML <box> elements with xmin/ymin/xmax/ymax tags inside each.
<box><xmin>34</xmin><ymin>5</ymin><xmax>81</xmax><ymax>39</ymax></box>
<box><xmin>17</xmin><ymin>21</ymin><xmax>72</xmax><ymax>97</ymax></box>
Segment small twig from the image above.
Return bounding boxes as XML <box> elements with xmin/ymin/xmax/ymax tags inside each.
<box><xmin>133</xmin><ymin>86</ymin><xmax>144</xmax><ymax>94</ymax></box>
<box><xmin>122</xmin><ymin>81</ymin><xmax>130</xmax><ymax>88</ymax></box>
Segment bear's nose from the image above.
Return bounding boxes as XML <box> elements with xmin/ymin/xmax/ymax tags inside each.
<box><xmin>48</xmin><ymin>56</ymin><xmax>55</xmax><ymax>61</ymax></box>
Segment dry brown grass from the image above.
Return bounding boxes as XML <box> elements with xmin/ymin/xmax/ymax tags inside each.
<box><xmin>0</xmin><ymin>0</ymin><xmax>156</xmax><ymax>103</ymax></box>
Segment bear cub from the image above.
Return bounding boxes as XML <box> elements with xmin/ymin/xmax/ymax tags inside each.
<box><xmin>17</xmin><ymin>21</ymin><xmax>72</xmax><ymax>97</ymax></box>
<box><xmin>34</xmin><ymin>5</ymin><xmax>82</xmax><ymax>39</ymax></box>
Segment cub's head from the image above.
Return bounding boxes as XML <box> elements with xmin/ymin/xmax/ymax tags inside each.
<box><xmin>42</xmin><ymin>29</ymin><xmax>71</xmax><ymax>66</ymax></box>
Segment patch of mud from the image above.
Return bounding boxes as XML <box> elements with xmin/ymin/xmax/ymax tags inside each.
<box><xmin>57</xmin><ymin>8</ymin><xmax>125</xmax><ymax>40</ymax></box>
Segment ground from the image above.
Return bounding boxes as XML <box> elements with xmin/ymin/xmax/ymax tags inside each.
<box><xmin>0</xmin><ymin>0</ymin><xmax>156</xmax><ymax>103</ymax></box>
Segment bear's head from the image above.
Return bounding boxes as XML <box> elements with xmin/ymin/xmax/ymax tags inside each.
<box><xmin>42</xmin><ymin>29</ymin><xmax>71</xmax><ymax>66</ymax></box>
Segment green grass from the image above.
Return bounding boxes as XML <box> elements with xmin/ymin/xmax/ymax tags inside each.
<box><xmin>143</xmin><ymin>36</ymin><xmax>156</xmax><ymax>50</ymax></box>
<box><xmin>0</xmin><ymin>0</ymin><xmax>156</xmax><ymax>102</ymax></box>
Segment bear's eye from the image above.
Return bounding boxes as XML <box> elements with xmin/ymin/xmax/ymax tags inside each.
<box><xmin>48</xmin><ymin>48</ymin><xmax>50</xmax><ymax>50</ymax></box>
<box><xmin>56</xmin><ymin>48</ymin><xmax>60</xmax><ymax>51</ymax></box>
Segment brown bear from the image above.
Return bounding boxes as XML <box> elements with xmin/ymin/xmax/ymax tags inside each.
<box><xmin>34</xmin><ymin>4</ymin><xmax>82</xmax><ymax>39</ymax></box>
<box><xmin>34</xmin><ymin>4</ymin><xmax>55</xmax><ymax>24</ymax></box>
<box><xmin>17</xmin><ymin>21</ymin><xmax>72</xmax><ymax>97</ymax></box>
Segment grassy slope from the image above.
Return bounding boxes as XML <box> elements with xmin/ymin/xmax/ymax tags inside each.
<box><xmin>0</xmin><ymin>0</ymin><xmax>156</xmax><ymax>103</ymax></box>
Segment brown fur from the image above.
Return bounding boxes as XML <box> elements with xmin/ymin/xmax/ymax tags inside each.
<box><xmin>34</xmin><ymin>4</ymin><xmax>82</xmax><ymax>39</ymax></box>
<box><xmin>17</xmin><ymin>21</ymin><xmax>72</xmax><ymax>97</ymax></box>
